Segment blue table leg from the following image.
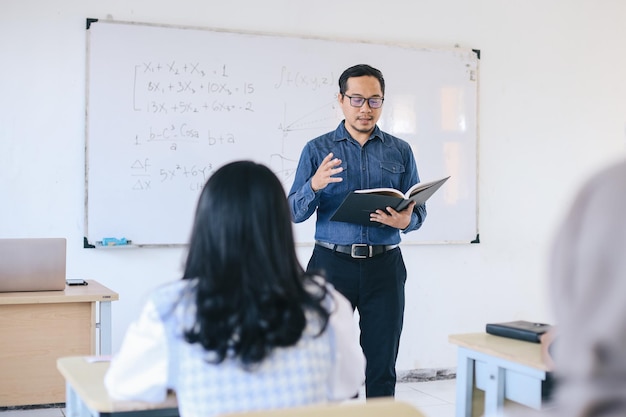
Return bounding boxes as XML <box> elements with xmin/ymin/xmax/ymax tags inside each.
<box><xmin>455</xmin><ymin>347</ymin><xmax>474</xmax><ymax>417</ymax></box>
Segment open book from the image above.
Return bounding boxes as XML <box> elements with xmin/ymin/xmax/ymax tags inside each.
<box><xmin>329</xmin><ymin>176</ymin><xmax>450</xmax><ymax>226</ymax></box>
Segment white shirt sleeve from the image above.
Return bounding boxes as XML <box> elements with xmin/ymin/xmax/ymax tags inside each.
<box><xmin>104</xmin><ymin>299</ymin><xmax>169</xmax><ymax>402</ymax></box>
<box><xmin>326</xmin><ymin>286</ymin><xmax>366</xmax><ymax>400</ymax></box>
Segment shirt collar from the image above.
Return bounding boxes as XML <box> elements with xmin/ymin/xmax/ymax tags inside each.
<box><xmin>334</xmin><ymin>120</ymin><xmax>384</xmax><ymax>143</ymax></box>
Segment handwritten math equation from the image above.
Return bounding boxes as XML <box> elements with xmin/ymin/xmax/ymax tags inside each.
<box><xmin>133</xmin><ymin>61</ymin><xmax>255</xmax><ymax>115</ymax></box>
<box><xmin>133</xmin><ymin>61</ymin><xmax>335</xmax><ymax>115</ymax></box>
<box><xmin>129</xmin><ymin>158</ymin><xmax>214</xmax><ymax>192</ymax></box>
<box><xmin>131</xmin><ymin>124</ymin><xmax>235</xmax><ymax>149</ymax></box>
<box><xmin>120</xmin><ymin>61</ymin><xmax>336</xmax><ymax>191</ymax></box>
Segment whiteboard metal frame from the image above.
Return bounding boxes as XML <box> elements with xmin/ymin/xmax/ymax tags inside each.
<box><xmin>84</xmin><ymin>19</ymin><xmax>479</xmax><ymax>247</ymax></box>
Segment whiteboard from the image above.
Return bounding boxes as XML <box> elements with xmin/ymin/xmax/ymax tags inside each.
<box><xmin>85</xmin><ymin>20</ymin><xmax>478</xmax><ymax>246</ymax></box>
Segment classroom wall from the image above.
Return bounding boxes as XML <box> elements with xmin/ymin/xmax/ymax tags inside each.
<box><xmin>2</xmin><ymin>0</ymin><xmax>626</xmax><ymax>372</ymax></box>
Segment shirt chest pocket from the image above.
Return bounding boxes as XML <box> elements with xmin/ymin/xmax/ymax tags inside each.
<box><xmin>379</xmin><ymin>161</ymin><xmax>405</xmax><ymax>189</ymax></box>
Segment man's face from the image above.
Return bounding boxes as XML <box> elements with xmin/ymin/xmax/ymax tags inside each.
<box><xmin>338</xmin><ymin>75</ymin><xmax>384</xmax><ymax>137</ymax></box>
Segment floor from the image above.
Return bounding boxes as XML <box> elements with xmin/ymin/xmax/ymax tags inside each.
<box><xmin>0</xmin><ymin>379</ymin><xmax>457</xmax><ymax>417</ymax></box>
<box><xmin>366</xmin><ymin>379</ymin><xmax>457</xmax><ymax>417</ymax></box>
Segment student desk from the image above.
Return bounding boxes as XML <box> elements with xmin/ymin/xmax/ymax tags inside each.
<box><xmin>449</xmin><ymin>333</ymin><xmax>550</xmax><ymax>417</ymax></box>
<box><xmin>57</xmin><ymin>356</ymin><xmax>178</xmax><ymax>417</ymax></box>
<box><xmin>57</xmin><ymin>356</ymin><xmax>425</xmax><ymax>417</ymax></box>
<box><xmin>0</xmin><ymin>280</ymin><xmax>118</xmax><ymax>407</ymax></box>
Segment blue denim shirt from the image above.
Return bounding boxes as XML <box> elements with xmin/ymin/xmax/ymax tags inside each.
<box><xmin>288</xmin><ymin>121</ymin><xmax>426</xmax><ymax>245</ymax></box>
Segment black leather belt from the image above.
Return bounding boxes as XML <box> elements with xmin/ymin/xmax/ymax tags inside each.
<box><xmin>315</xmin><ymin>241</ymin><xmax>399</xmax><ymax>259</ymax></box>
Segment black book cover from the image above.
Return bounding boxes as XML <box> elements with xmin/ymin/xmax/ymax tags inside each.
<box><xmin>329</xmin><ymin>176</ymin><xmax>449</xmax><ymax>226</ymax></box>
<box><xmin>485</xmin><ymin>320</ymin><xmax>552</xmax><ymax>343</ymax></box>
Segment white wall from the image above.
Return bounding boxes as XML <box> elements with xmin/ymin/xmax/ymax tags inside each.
<box><xmin>2</xmin><ymin>0</ymin><xmax>626</xmax><ymax>372</ymax></box>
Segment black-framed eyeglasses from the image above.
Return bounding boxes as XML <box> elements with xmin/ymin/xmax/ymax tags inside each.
<box><xmin>343</xmin><ymin>94</ymin><xmax>384</xmax><ymax>109</ymax></box>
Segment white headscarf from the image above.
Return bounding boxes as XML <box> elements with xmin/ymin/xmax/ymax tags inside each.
<box><xmin>547</xmin><ymin>159</ymin><xmax>626</xmax><ymax>417</ymax></box>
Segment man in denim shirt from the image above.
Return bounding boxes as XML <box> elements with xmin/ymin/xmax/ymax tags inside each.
<box><xmin>288</xmin><ymin>64</ymin><xmax>427</xmax><ymax>398</ymax></box>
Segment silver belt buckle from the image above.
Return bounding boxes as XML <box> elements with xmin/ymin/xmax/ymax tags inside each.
<box><xmin>350</xmin><ymin>244</ymin><xmax>371</xmax><ymax>259</ymax></box>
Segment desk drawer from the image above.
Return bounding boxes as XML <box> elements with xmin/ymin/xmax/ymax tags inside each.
<box><xmin>475</xmin><ymin>359</ymin><xmax>545</xmax><ymax>409</ymax></box>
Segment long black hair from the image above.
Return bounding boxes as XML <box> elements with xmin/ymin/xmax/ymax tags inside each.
<box><xmin>182</xmin><ymin>161</ymin><xmax>330</xmax><ymax>366</ymax></box>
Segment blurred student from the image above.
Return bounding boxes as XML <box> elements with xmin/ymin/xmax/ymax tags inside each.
<box><xmin>505</xmin><ymin>159</ymin><xmax>626</xmax><ymax>417</ymax></box>
<box><xmin>104</xmin><ymin>161</ymin><xmax>365</xmax><ymax>417</ymax></box>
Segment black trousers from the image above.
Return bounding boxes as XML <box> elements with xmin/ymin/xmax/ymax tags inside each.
<box><xmin>307</xmin><ymin>245</ymin><xmax>406</xmax><ymax>398</ymax></box>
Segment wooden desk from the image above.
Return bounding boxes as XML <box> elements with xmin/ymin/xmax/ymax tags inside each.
<box><xmin>0</xmin><ymin>280</ymin><xmax>118</xmax><ymax>406</ymax></box>
<box><xmin>57</xmin><ymin>356</ymin><xmax>178</xmax><ymax>417</ymax></box>
<box><xmin>57</xmin><ymin>357</ymin><xmax>424</xmax><ymax>417</ymax></box>
<box><xmin>449</xmin><ymin>333</ymin><xmax>550</xmax><ymax>417</ymax></box>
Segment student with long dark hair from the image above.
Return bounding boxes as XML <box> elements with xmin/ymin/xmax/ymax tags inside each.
<box><xmin>105</xmin><ymin>161</ymin><xmax>364</xmax><ymax>417</ymax></box>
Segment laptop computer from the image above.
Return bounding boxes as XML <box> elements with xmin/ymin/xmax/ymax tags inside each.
<box><xmin>0</xmin><ymin>238</ymin><xmax>67</xmax><ymax>292</ymax></box>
